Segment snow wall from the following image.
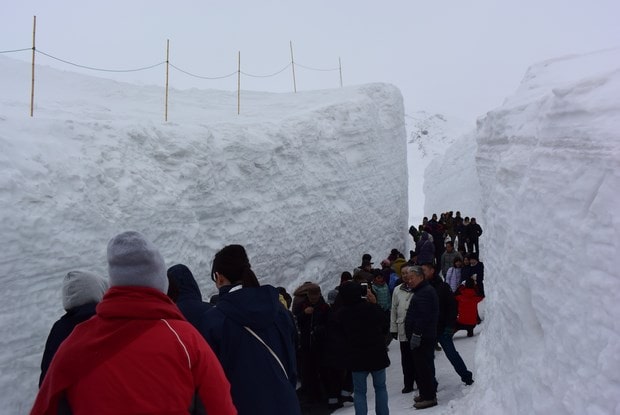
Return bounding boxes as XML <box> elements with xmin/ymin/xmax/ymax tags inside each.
<box><xmin>423</xmin><ymin>130</ymin><xmax>482</xmax><ymax>220</ymax></box>
<box><xmin>426</xmin><ymin>49</ymin><xmax>620</xmax><ymax>414</ymax></box>
<box><xmin>0</xmin><ymin>56</ymin><xmax>408</xmax><ymax>413</ymax></box>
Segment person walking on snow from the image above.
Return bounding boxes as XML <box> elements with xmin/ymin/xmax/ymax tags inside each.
<box><xmin>390</xmin><ymin>266</ymin><xmax>416</xmax><ymax>394</ymax></box>
<box><xmin>454</xmin><ymin>278</ymin><xmax>484</xmax><ymax>337</ymax></box>
<box><xmin>421</xmin><ymin>263</ymin><xmax>474</xmax><ymax>386</ymax></box>
<box><xmin>445</xmin><ymin>257</ymin><xmax>464</xmax><ymax>293</ymax></box>
<box><xmin>39</xmin><ymin>270</ymin><xmax>108</xmax><ymax>387</ymax></box>
<box><xmin>404</xmin><ymin>266</ymin><xmax>439</xmax><ymax>410</ymax></box>
<box><xmin>31</xmin><ymin>231</ymin><xmax>236</xmax><ymax>415</ymax></box>
<box><xmin>199</xmin><ymin>244</ymin><xmax>301</xmax><ymax>415</ymax></box>
<box><xmin>334</xmin><ymin>282</ymin><xmax>390</xmax><ymax>415</ymax></box>
<box><xmin>440</xmin><ymin>241</ymin><xmax>462</xmax><ymax>279</ymax></box>
<box><xmin>415</xmin><ymin>231</ymin><xmax>435</xmax><ymax>265</ymax></box>
<box><xmin>166</xmin><ymin>263</ymin><xmax>213</xmax><ymax>330</ymax></box>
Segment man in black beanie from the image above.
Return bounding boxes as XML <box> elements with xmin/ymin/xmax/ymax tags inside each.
<box><xmin>200</xmin><ymin>244</ymin><xmax>301</xmax><ymax>415</ymax></box>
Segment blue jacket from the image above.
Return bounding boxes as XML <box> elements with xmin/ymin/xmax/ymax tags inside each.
<box><xmin>199</xmin><ymin>284</ymin><xmax>300</xmax><ymax>415</ymax></box>
<box><xmin>405</xmin><ymin>280</ymin><xmax>439</xmax><ymax>340</ymax></box>
<box><xmin>167</xmin><ymin>264</ymin><xmax>212</xmax><ymax>329</ymax></box>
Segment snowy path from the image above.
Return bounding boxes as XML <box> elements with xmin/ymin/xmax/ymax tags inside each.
<box><xmin>333</xmin><ymin>326</ymin><xmax>479</xmax><ymax>414</ymax></box>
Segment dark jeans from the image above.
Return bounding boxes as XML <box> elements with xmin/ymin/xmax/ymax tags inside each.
<box><xmin>324</xmin><ymin>366</ymin><xmax>352</xmax><ymax>400</ymax></box>
<box><xmin>412</xmin><ymin>337</ymin><xmax>436</xmax><ymax>400</ymax></box>
<box><xmin>437</xmin><ymin>328</ymin><xmax>473</xmax><ymax>383</ymax></box>
<box><xmin>399</xmin><ymin>341</ymin><xmax>415</xmax><ymax>389</ymax></box>
<box><xmin>300</xmin><ymin>348</ymin><xmax>326</xmax><ymax>402</ymax></box>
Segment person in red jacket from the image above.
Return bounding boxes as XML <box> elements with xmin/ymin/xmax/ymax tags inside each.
<box><xmin>31</xmin><ymin>231</ymin><xmax>237</xmax><ymax>415</ymax></box>
<box><xmin>454</xmin><ymin>278</ymin><xmax>484</xmax><ymax>337</ymax></box>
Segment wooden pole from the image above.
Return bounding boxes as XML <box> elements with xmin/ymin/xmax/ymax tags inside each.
<box><xmin>339</xmin><ymin>57</ymin><xmax>343</xmax><ymax>88</ymax></box>
<box><xmin>237</xmin><ymin>51</ymin><xmax>241</xmax><ymax>115</ymax></box>
<box><xmin>290</xmin><ymin>41</ymin><xmax>297</xmax><ymax>93</ymax></box>
<box><xmin>30</xmin><ymin>15</ymin><xmax>36</xmax><ymax>117</ymax></box>
<box><xmin>164</xmin><ymin>39</ymin><xmax>169</xmax><ymax>122</ymax></box>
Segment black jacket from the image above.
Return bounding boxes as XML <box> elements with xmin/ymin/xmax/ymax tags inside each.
<box><xmin>405</xmin><ymin>280</ymin><xmax>439</xmax><ymax>340</ymax></box>
<box><xmin>428</xmin><ymin>276</ymin><xmax>458</xmax><ymax>332</ymax></box>
<box><xmin>39</xmin><ymin>302</ymin><xmax>97</xmax><ymax>386</ymax></box>
<box><xmin>469</xmin><ymin>223</ymin><xmax>483</xmax><ymax>241</ymax></box>
<box><xmin>462</xmin><ymin>261</ymin><xmax>484</xmax><ymax>280</ymax></box>
<box><xmin>294</xmin><ymin>297</ymin><xmax>330</xmax><ymax>353</ymax></box>
<box><xmin>335</xmin><ymin>282</ymin><xmax>390</xmax><ymax>372</ymax></box>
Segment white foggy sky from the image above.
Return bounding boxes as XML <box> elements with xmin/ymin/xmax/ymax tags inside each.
<box><xmin>2</xmin><ymin>1</ymin><xmax>619</xmax><ymax>122</ymax></box>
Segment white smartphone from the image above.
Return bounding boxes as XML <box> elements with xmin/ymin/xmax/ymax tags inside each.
<box><xmin>360</xmin><ymin>282</ymin><xmax>368</xmax><ymax>298</ymax></box>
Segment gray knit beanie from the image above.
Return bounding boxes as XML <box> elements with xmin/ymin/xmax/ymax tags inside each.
<box><xmin>62</xmin><ymin>270</ymin><xmax>109</xmax><ymax>311</ymax></box>
<box><xmin>107</xmin><ymin>231</ymin><xmax>168</xmax><ymax>293</ymax></box>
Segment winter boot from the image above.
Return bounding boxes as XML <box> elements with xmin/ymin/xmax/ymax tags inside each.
<box><xmin>414</xmin><ymin>398</ymin><xmax>438</xmax><ymax>409</ymax></box>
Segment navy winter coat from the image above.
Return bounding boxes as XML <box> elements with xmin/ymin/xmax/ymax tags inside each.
<box><xmin>39</xmin><ymin>302</ymin><xmax>97</xmax><ymax>386</ymax></box>
<box><xmin>404</xmin><ymin>280</ymin><xmax>439</xmax><ymax>340</ymax></box>
<box><xmin>167</xmin><ymin>264</ymin><xmax>212</xmax><ymax>329</ymax></box>
<box><xmin>199</xmin><ymin>284</ymin><xmax>301</xmax><ymax>415</ymax></box>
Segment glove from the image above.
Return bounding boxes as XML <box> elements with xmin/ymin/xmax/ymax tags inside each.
<box><xmin>391</xmin><ymin>332</ymin><xmax>398</xmax><ymax>340</ymax></box>
<box><xmin>409</xmin><ymin>334</ymin><xmax>422</xmax><ymax>350</ymax></box>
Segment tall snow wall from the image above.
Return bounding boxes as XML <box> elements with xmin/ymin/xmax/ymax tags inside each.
<box><xmin>0</xmin><ymin>56</ymin><xmax>408</xmax><ymax>413</ymax></box>
<box><xmin>423</xmin><ymin>130</ymin><xmax>482</xmax><ymax>220</ymax></box>
<box><xmin>428</xmin><ymin>49</ymin><xmax>620</xmax><ymax>414</ymax></box>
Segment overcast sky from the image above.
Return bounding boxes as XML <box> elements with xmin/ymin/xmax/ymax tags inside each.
<box><xmin>2</xmin><ymin>1</ymin><xmax>619</xmax><ymax>123</ymax></box>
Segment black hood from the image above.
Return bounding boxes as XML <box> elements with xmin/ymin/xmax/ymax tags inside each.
<box><xmin>167</xmin><ymin>264</ymin><xmax>203</xmax><ymax>301</ymax></box>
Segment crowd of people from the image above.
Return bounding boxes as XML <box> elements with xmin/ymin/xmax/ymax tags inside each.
<box><xmin>32</xmin><ymin>213</ymin><xmax>485</xmax><ymax>414</ymax></box>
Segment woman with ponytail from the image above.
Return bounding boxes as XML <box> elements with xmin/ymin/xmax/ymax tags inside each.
<box><xmin>199</xmin><ymin>245</ymin><xmax>301</xmax><ymax>415</ymax></box>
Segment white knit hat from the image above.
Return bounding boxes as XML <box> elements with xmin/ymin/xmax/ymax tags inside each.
<box><xmin>107</xmin><ymin>231</ymin><xmax>168</xmax><ymax>293</ymax></box>
<box><xmin>62</xmin><ymin>270</ymin><xmax>109</xmax><ymax>311</ymax></box>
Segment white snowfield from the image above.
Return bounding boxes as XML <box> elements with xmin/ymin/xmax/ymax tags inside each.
<box><xmin>0</xmin><ymin>55</ymin><xmax>408</xmax><ymax>414</ymax></box>
<box><xmin>425</xmin><ymin>48</ymin><xmax>620</xmax><ymax>414</ymax></box>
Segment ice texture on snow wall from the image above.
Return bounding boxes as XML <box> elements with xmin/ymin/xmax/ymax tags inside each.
<box><xmin>427</xmin><ymin>49</ymin><xmax>620</xmax><ymax>414</ymax></box>
<box><xmin>0</xmin><ymin>56</ymin><xmax>408</xmax><ymax>414</ymax></box>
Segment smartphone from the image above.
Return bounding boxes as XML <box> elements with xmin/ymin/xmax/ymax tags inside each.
<box><xmin>360</xmin><ymin>282</ymin><xmax>368</xmax><ymax>298</ymax></box>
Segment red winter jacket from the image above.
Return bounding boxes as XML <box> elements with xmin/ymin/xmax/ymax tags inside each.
<box><xmin>455</xmin><ymin>287</ymin><xmax>483</xmax><ymax>326</ymax></box>
<box><xmin>31</xmin><ymin>286</ymin><xmax>237</xmax><ymax>415</ymax></box>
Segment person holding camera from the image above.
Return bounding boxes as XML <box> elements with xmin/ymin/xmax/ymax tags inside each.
<box><xmin>333</xmin><ymin>281</ymin><xmax>390</xmax><ymax>415</ymax></box>
<box><xmin>293</xmin><ymin>283</ymin><xmax>330</xmax><ymax>405</ymax></box>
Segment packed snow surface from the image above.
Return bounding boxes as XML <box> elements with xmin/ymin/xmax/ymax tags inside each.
<box><xmin>0</xmin><ymin>55</ymin><xmax>408</xmax><ymax>414</ymax></box>
<box><xmin>425</xmin><ymin>48</ymin><xmax>620</xmax><ymax>414</ymax></box>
